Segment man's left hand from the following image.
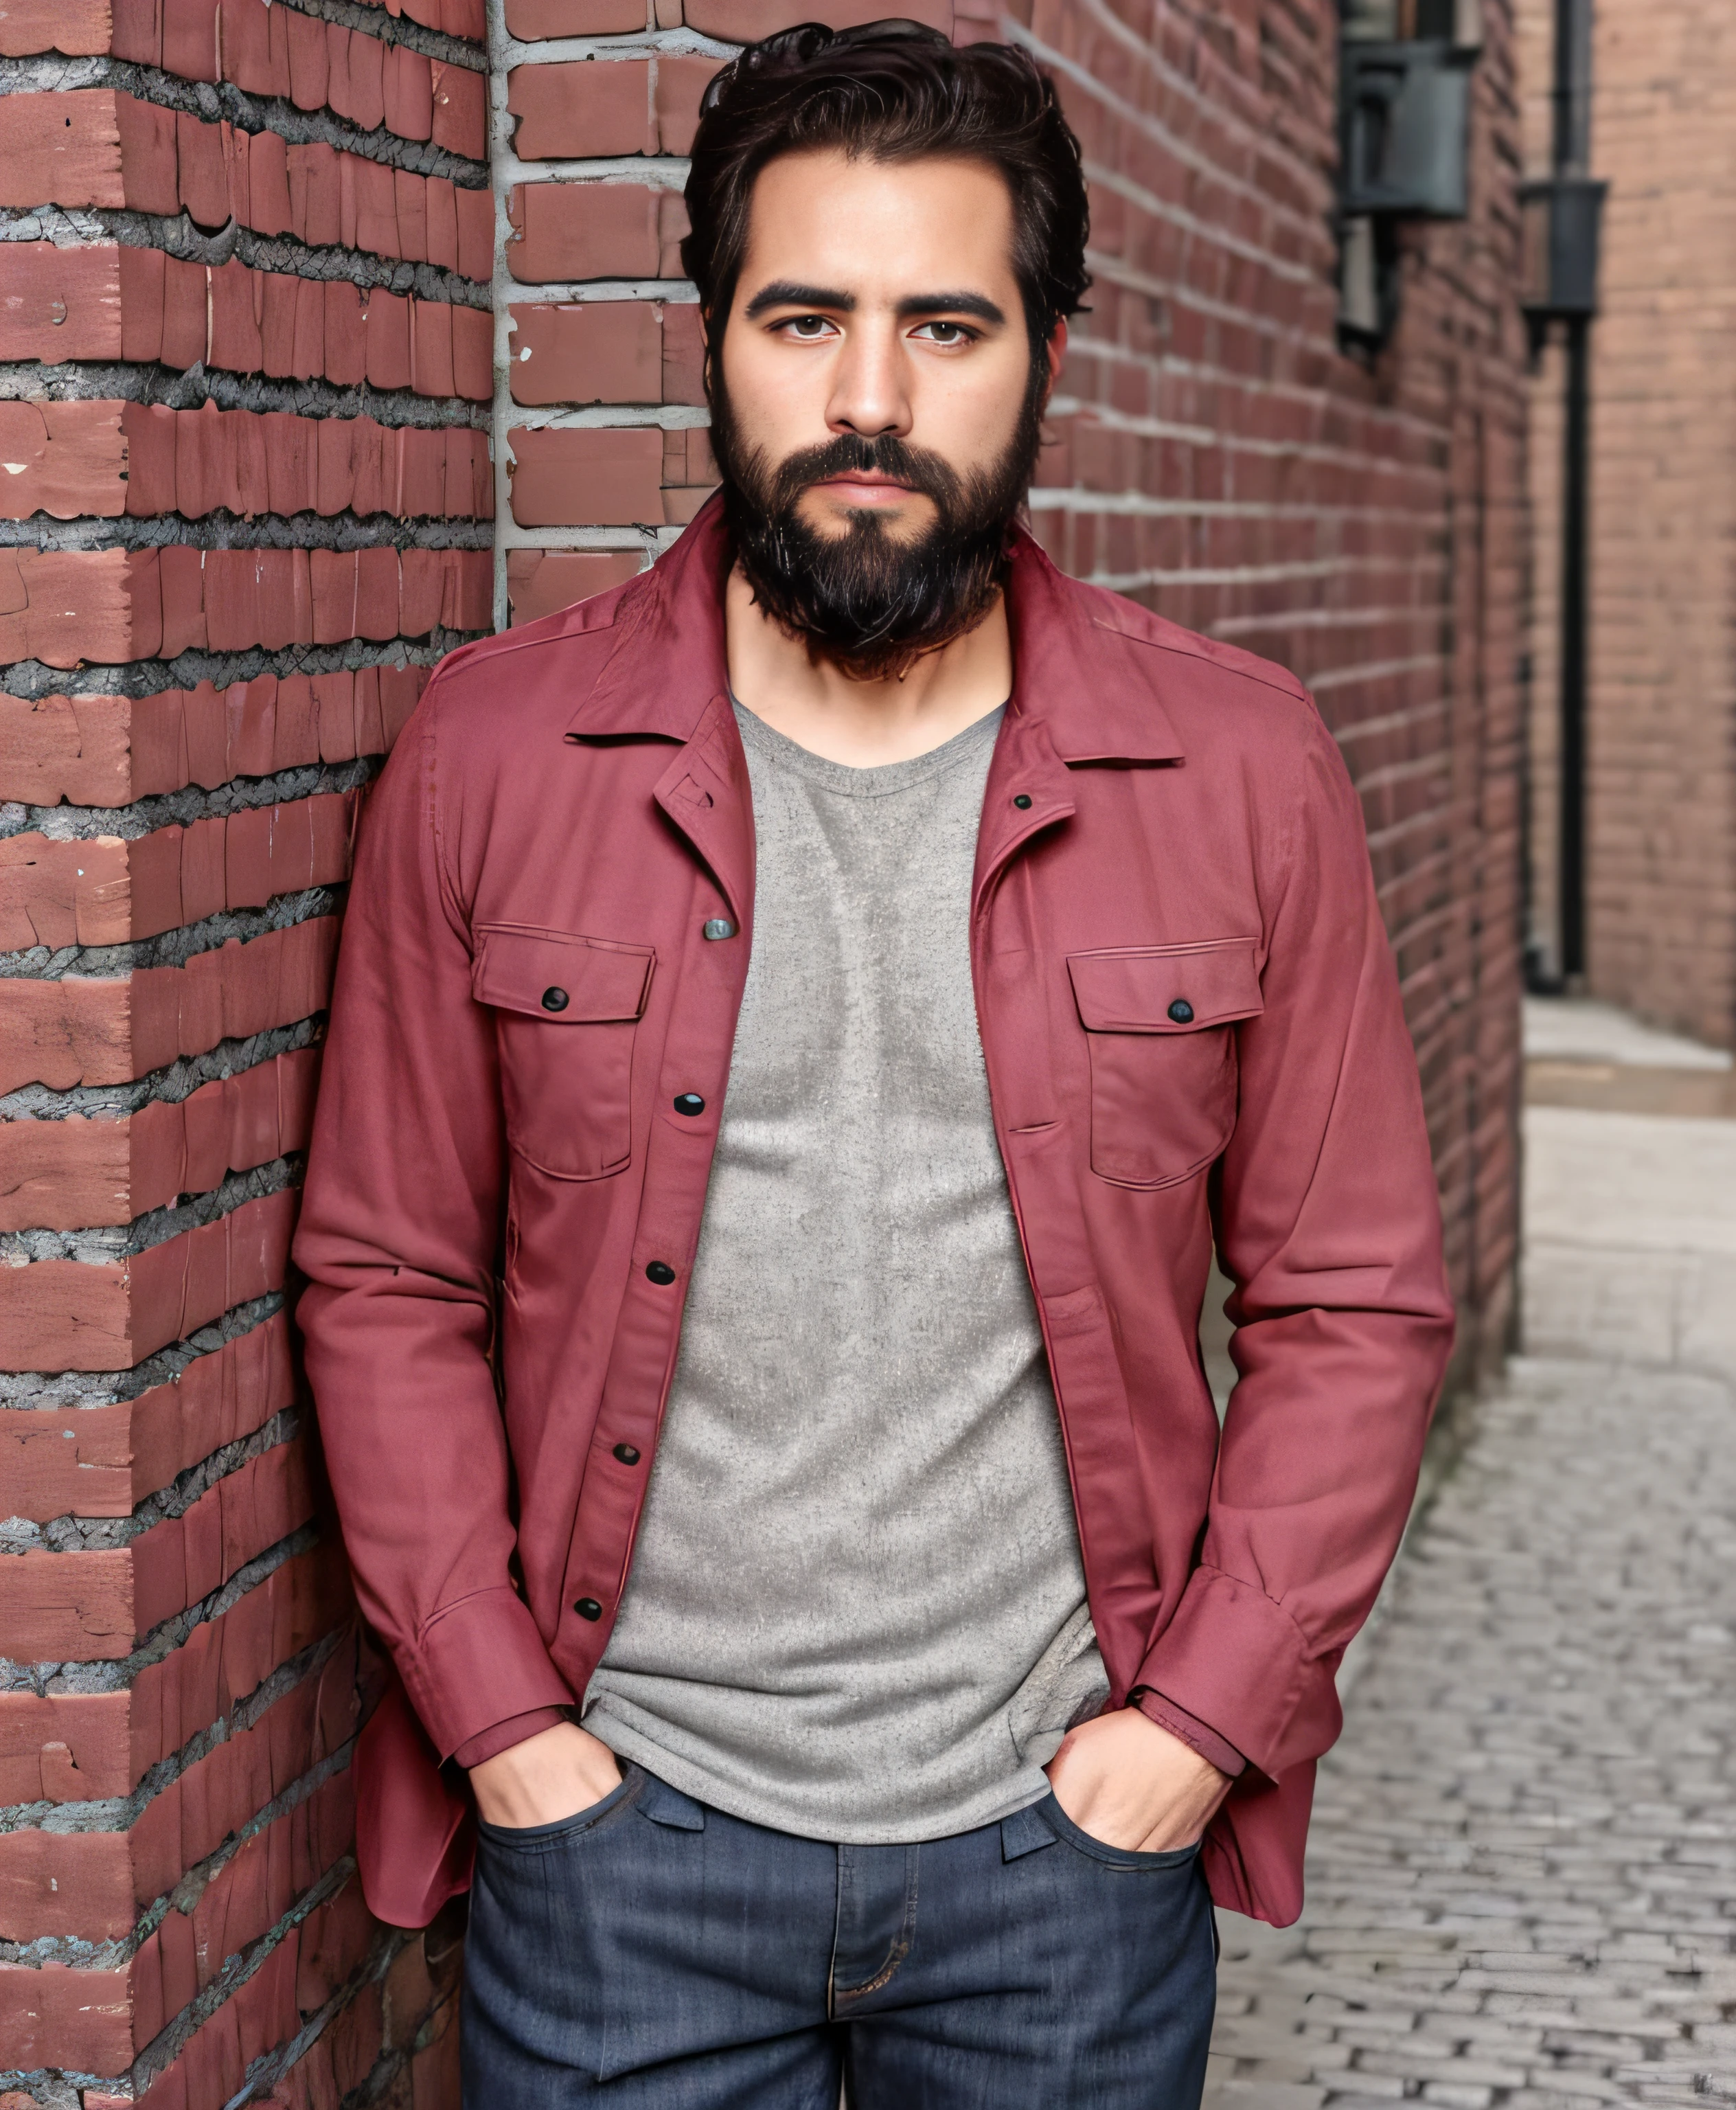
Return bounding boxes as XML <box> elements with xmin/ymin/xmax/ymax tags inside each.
<box><xmin>1044</xmin><ymin>1707</ymin><xmax>1232</xmax><ymax>1853</ymax></box>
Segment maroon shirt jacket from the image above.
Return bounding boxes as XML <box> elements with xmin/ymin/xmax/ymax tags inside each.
<box><xmin>294</xmin><ymin>497</ymin><xmax>1455</xmax><ymax>1931</ymax></box>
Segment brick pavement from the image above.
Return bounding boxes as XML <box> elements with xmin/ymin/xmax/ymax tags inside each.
<box><xmin>1207</xmin><ymin>1025</ymin><xmax>1736</xmax><ymax>2110</ymax></box>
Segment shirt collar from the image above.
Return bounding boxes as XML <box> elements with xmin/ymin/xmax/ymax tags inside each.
<box><xmin>564</xmin><ymin>490</ymin><xmax>1185</xmax><ymax>766</ymax></box>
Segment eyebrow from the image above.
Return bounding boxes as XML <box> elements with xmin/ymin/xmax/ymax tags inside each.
<box><xmin>895</xmin><ymin>291</ymin><xmax>1007</xmax><ymax>326</ymax></box>
<box><xmin>742</xmin><ymin>282</ymin><xmax>1008</xmax><ymax>327</ymax></box>
<box><xmin>744</xmin><ymin>281</ymin><xmax>855</xmax><ymax>318</ymax></box>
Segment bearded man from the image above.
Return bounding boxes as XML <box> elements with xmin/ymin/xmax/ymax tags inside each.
<box><xmin>295</xmin><ymin>22</ymin><xmax>1454</xmax><ymax>2107</ymax></box>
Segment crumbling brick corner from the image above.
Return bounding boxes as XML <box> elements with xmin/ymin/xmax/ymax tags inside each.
<box><xmin>0</xmin><ymin>0</ymin><xmax>490</xmax><ymax>2094</ymax></box>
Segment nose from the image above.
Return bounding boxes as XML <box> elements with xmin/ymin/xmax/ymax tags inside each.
<box><xmin>825</xmin><ymin>318</ymin><xmax>913</xmax><ymax>441</ymax></box>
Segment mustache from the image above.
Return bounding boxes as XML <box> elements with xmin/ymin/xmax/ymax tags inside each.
<box><xmin>766</xmin><ymin>433</ymin><xmax>963</xmax><ymax>511</ymax></box>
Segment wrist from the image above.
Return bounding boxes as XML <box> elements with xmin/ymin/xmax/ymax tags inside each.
<box><xmin>468</xmin><ymin>1719</ymin><xmax>621</xmax><ymax>1828</ymax></box>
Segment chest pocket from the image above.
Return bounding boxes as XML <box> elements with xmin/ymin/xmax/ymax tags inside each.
<box><xmin>1067</xmin><ymin>939</ymin><xmax>1263</xmax><ymax>1190</ymax></box>
<box><xmin>472</xmin><ymin>924</ymin><xmax>655</xmax><ymax>1180</ymax></box>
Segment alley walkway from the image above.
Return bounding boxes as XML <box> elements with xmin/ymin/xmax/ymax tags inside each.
<box><xmin>1204</xmin><ymin>1003</ymin><xmax>1736</xmax><ymax>2110</ymax></box>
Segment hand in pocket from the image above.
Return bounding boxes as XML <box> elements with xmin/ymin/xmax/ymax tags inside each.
<box><xmin>470</xmin><ymin>1721</ymin><xmax>624</xmax><ymax>1830</ymax></box>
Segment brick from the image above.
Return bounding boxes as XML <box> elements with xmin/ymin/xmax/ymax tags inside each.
<box><xmin>176</xmin><ymin>105</ymin><xmax>229</xmax><ymax>226</ymax></box>
<box><xmin>509</xmin><ymin>59</ymin><xmax>654</xmax><ymax>160</ymax></box>
<box><xmin>507</xmin><ymin>180</ymin><xmax>661</xmax><ymax>282</ymax></box>
<box><xmin>410</xmin><ymin>297</ymin><xmax>456</xmax><ymax>398</ymax></box>
<box><xmin>220</xmin><ymin>0</ymin><xmax>290</xmax><ymax>98</ymax></box>
<box><xmin>0</xmin><ymin>241</ymin><xmax>122</xmax><ymax>360</ymax></box>
<box><xmin>0</xmin><ymin>397</ymin><xmax>126</xmax><ymax>518</ymax></box>
<box><xmin>0</xmin><ymin>0</ymin><xmax>110</xmax><ymax>53</ymax></box>
<box><xmin>661</xmin><ymin>300</ymin><xmax>706</xmax><ymax>404</ymax></box>
<box><xmin>332</xmin><ymin>22</ymin><xmax>388</xmax><ymax>134</ymax></box>
<box><xmin>452</xmin><ymin>302</ymin><xmax>493</xmax><ymax>400</ymax></box>
<box><xmin>430</xmin><ymin>59</ymin><xmax>486</xmax><ymax>160</ymax></box>
<box><xmin>654</xmin><ymin>52</ymin><xmax>723</xmax><ymax>157</ymax></box>
<box><xmin>285</xmin><ymin>5</ymin><xmax>329</xmax><ymax>109</ymax></box>
<box><xmin>0</xmin><ymin>87</ymin><xmax>124</xmax><ymax>206</ymax></box>
<box><xmin>508</xmin><ymin>424</ymin><xmax>663</xmax><ymax>525</ymax></box>
<box><xmin>509</xmin><ymin>299</ymin><xmax>661</xmax><ymax>405</ymax></box>
<box><xmin>682</xmin><ymin>0</ymin><xmax>949</xmax><ymax>30</ymax></box>
<box><xmin>0</xmin><ymin>1691</ymin><xmax>131</xmax><ymax>1804</ymax></box>
<box><xmin>0</xmin><ymin>1960</ymin><xmax>133</xmax><ymax>2077</ymax></box>
<box><xmin>0</xmin><ymin>545</ymin><xmax>144</xmax><ymax>666</ymax></box>
<box><xmin>456</xmin><ymin>181</ymin><xmax>494</xmax><ymax>281</ymax></box>
<box><xmin>0</xmin><ymin>1828</ymin><xmax>134</xmax><ymax>1941</ymax></box>
<box><xmin>507</xmin><ymin>547</ymin><xmax>642</xmax><ymax>624</ymax></box>
<box><xmin>161</xmin><ymin>0</ymin><xmax>220</xmax><ymax>80</ymax></box>
<box><xmin>386</xmin><ymin>41</ymin><xmax>435</xmax><ymax>141</ymax></box>
<box><xmin>503</xmin><ymin>0</ymin><xmax>642</xmax><ymax>32</ymax></box>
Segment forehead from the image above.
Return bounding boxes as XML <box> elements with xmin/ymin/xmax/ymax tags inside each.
<box><xmin>738</xmin><ymin>150</ymin><xmax>1018</xmax><ymax>301</ymax></box>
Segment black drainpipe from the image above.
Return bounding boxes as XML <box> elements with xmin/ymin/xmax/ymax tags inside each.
<box><xmin>1554</xmin><ymin>0</ymin><xmax>1594</xmax><ymax>981</ymax></box>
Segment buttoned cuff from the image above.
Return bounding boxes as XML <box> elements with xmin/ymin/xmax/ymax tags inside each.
<box><xmin>1128</xmin><ymin>1688</ymin><xmax>1247</xmax><ymax>1779</ymax></box>
<box><xmin>1132</xmin><ymin>1563</ymin><xmax>1325</xmax><ymax>1778</ymax></box>
<box><xmin>403</xmin><ymin>1583</ymin><xmax>575</xmax><ymax>1760</ymax></box>
<box><xmin>452</xmin><ymin>1708</ymin><xmax>571</xmax><ymax>1771</ymax></box>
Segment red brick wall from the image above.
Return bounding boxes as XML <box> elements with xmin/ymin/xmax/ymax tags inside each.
<box><xmin>1</xmin><ymin>0</ymin><xmax>1524</xmax><ymax>2099</ymax></box>
<box><xmin>0</xmin><ymin>0</ymin><xmax>488</xmax><ymax>2094</ymax></box>
<box><xmin>1520</xmin><ymin>0</ymin><xmax>1736</xmax><ymax>1049</ymax></box>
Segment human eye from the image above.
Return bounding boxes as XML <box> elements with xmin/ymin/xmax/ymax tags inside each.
<box><xmin>776</xmin><ymin>314</ymin><xmax>838</xmax><ymax>341</ymax></box>
<box><xmin>909</xmin><ymin>319</ymin><xmax>979</xmax><ymax>345</ymax></box>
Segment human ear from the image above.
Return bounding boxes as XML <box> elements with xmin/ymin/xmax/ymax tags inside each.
<box><xmin>1044</xmin><ymin>319</ymin><xmax>1069</xmax><ymax>396</ymax></box>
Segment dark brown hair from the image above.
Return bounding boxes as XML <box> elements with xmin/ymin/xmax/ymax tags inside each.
<box><xmin>681</xmin><ymin>20</ymin><xmax>1090</xmax><ymax>367</ymax></box>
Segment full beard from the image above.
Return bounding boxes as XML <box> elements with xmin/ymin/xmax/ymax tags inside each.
<box><xmin>709</xmin><ymin>373</ymin><xmax>1045</xmax><ymax>683</ymax></box>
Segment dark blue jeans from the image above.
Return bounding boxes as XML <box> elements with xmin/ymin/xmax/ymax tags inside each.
<box><xmin>461</xmin><ymin>1762</ymin><xmax>1217</xmax><ymax>2107</ymax></box>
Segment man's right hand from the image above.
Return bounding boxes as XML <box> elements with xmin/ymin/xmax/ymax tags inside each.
<box><xmin>468</xmin><ymin>1720</ymin><xmax>624</xmax><ymax>1828</ymax></box>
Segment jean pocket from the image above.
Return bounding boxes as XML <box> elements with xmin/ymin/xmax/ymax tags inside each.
<box><xmin>476</xmin><ymin>1765</ymin><xmax>638</xmax><ymax>1854</ymax></box>
<box><xmin>1038</xmin><ymin>1792</ymin><xmax>1204</xmax><ymax>1872</ymax></box>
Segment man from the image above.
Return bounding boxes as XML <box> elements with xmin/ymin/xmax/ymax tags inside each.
<box><xmin>296</xmin><ymin>22</ymin><xmax>1454</xmax><ymax>2106</ymax></box>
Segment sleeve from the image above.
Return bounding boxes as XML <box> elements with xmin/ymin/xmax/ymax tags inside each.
<box><xmin>1129</xmin><ymin>701</ymin><xmax>1456</xmax><ymax>1782</ymax></box>
<box><xmin>1130</xmin><ymin>1690</ymin><xmax>1247</xmax><ymax>1778</ymax></box>
<box><xmin>453</xmin><ymin>1708</ymin><xmax>572</xmax><ymax>1771</ymax></box>
<box><xmin>293</xmin><ymin>688</ymin><xmax>576</xmax><ymax>1762</ymax></box>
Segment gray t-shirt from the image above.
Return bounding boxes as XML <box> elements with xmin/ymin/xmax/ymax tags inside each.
<box><xmin>582</xmin><ymin>701</ymin><xmax>1108</xmax><ymax>1843</ymax></box>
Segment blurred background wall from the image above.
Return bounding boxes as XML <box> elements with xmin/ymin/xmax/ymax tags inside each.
<box><xmin>0</xmin><ymin>2</ymin><xmax>1530</xmax><ymax>2102</ymax></box>
<box><xmin>1519</xmin><ymin>0</ymin><xmax>1736</xmax><ymax>1050</ymax></box>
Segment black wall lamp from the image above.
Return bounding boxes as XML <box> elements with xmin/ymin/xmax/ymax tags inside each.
<box><xmin>1519</xmin><ymin>174</ymin><xmax>1608</xmax><ymax>339</ymax></box>
<box><xmin>1337</xmin><ymin>0</ymin><xmax>1485</xmax><ymax>346</ymax></box>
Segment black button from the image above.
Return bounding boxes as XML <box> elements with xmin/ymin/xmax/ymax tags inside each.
<box><xmin>702</xmin><ymin>918</ymin><xmax>736</xmax><ymax>940</ymax></box>
<box><xmin>541</xmin><ymin>986</ymin><xmax>569</xmax><ymax>1012</ymax></box>
<box><xmin>672</xmin><ymin>1093</ymin><xmax>705</xmax><ymax>1116</ymax></box>
<box><xmin>646</xmin><ymin>1260</ymin><xmax>676</xmax><ymax>1285</ymax></box>
<box><xmin>1013</xmin><ymin>793</ymin><xmax>1033</xmax><ymax>810</ymax></box>
<box><xmin>573</xmin><ymin>1597</ymin><xmax>602</xmax><ymax>1620</ymax></box>
<box><xmin>613</xmin><ymin>1442</ymin><xmax>641</xmax><ymax>1466</ymax></box>
<box><xmin>1167</xmin><ymin>999</ymin><xmax>1194</xmax><ymax>1024</ymax></box>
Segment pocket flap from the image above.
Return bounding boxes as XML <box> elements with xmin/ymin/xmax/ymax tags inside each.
<box><xmin>473</xmin><ymin>924</ymin><xmax>654</xmax><ymax>1023</ymax></box>
<box><xmin>1068</xmin><ymin>939</ymin><xmax>1261</xmax><ymax>1033</ymax></box>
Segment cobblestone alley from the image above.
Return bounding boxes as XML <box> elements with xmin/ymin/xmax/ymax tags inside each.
<box><xmin>1205</xmin><ymin>1003</ymin><xmax>1736</xmax><ymax>2110</ymax></box>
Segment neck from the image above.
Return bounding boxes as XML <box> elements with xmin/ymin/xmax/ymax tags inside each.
<box><xmin>724</xmin><ymin>562</ymin><xmax>1013</xmax><ymax>767</ymax></box>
